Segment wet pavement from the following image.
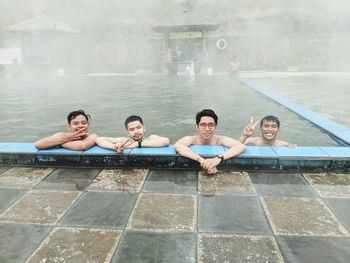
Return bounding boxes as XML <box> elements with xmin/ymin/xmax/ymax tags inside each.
<box><xmin>0</xmin><ymin>167</ymin><xmax>350</xmax><ymax>262</ymax></box>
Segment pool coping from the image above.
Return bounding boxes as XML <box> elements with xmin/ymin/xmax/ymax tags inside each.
<box><xmin>0</xmin><ymin>143</ymin><xmax>349</xmax><ymax>172</ymax></box>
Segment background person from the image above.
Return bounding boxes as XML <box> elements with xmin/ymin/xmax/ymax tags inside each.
<box><xmin>174</xmin><ymin>109</ymin><xmax>245</xmax><ymax>174</ymax></box>
<box><xmin>229</xmin><ymin>56</ymin><xmax>240</xmax><ymax>75</ymax></box>
<box><xmin>35</xmin><ymin>110</ymin><xmax>97</xmax><ymax>150</ymax></box>
<box><xmin>95</xmin><ymin>115</ymin><xmax>170</xmax><ymax>152</ymax></box>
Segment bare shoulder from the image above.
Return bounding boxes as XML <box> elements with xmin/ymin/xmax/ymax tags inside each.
<box><xmin>216</xmin><ymin>135</ymin><xmax>240</xmax><ymax>146</ymax></box>
<box><xmin>84</xmin><ymin>133</ymin><xmax>98</xmax><ymax>141</ymax></box>
<box><xmin>147</xmin><ymin>135</ymin><xmax>161</xmax><ymax>139</ymax></box>
<box><xmin>245</xmin><ymin>137</ymin><xmax>261</xmax><ymax>145</ymax></box>
<box><xmin>214</xmin><ymin>135</ymin><xmax>226</xmax><ymax>144</ymax></box>
<box><xmin>147</xmin><ymin>135</ymin><xmax>170</xmax><ymax>142</ymax></box>
<box><xmin>175</xmin><ymin>135</ymin><xmax>196</xmax><ymax>145</ymax></box>
<box><xmin>275</xmin><ymin>140</ymin><xmax>289</xmax><ymax>146</ymax></box>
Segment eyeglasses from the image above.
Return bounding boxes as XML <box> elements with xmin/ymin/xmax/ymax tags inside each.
<box><xmin>198</xmin><ymin>122</ymin><xmax>216</xmax><ymax>129</ymax></box>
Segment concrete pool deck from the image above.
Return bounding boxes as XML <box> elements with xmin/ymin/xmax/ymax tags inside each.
<box><xmin>0</xmin><ymin>167</ymin><xmax>349</xmax><ymax>262</ymax></box>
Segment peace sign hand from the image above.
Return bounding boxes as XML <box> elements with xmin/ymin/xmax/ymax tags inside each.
<box><xmin>242</xmin><ymin>116</ymin><xmax>259</xmax><ymax>137</ymax></box>
<box><xmin>114</xmin><ymin>138</ymin><xmax>135</xmax><ymax>152</ymax></box>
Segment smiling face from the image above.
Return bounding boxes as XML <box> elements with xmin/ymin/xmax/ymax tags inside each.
<box><xmin>196</xmin><ymin>116</ymin><xmax>217</xmax><ymax>141</ymax></box>
<box><xmin>67</xmin><ymin>114</ymin><xmax>89</xmax><ymax>133</ymax></box>
<box><xmin>126</xmin><ymin>120</ymin><xmax>145</xmax><ymax>141</ymax></box>
<box><xmin>260</xmin><ymin>120</ymin><xmax>280</xmax><ymax>141</ymax></box>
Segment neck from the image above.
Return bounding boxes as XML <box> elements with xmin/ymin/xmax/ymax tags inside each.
<box><xmin>130</xmin><ymin>136</ymin><xmax>144</xmax><ymax>142</ymax></box>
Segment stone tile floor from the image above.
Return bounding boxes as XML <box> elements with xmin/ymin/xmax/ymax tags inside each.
<box><xmin>0</xmin><ymin>167</ymin><xmax>349</xmax><ymax>263</ymax></box>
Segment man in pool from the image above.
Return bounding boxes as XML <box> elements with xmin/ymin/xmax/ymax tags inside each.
<box><xmin>95</xmin><ymin>115</ymin><xmax>170</xmax><ymax>152</ymax></box>
<box><xmin>35</xmin><ymin>110</ymin><xmax>98</xmax><ymax>150</ymax></box>
<box><xmin>239</xmin><ymin>115</ymin><xmax>296</xmax><ymax>147</ymax></box>
<box><xmin>174</xmin><ymin>109</ymin><xmax>245</xmax><ymax>174</ymax></box>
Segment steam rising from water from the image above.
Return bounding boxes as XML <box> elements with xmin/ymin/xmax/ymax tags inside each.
<box><xmin>1</xmin><ymin>0</ymin><xmax>349</xmax><ymax>73</ymax></box>
<box><xmin>0</xmin><ymin>1</ymin><xmax>349</xmax><ymax>145</ymax></box>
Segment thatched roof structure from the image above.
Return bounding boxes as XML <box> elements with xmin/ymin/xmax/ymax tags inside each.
<box><xmin>6</xmin><ymin>15</ymin><xmax>79</xmax><ymax>34</ymax></box>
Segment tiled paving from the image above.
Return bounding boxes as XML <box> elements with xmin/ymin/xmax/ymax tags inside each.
<box><xmin>0</xmin><ymin>167</ymin><xmax>53</xmax><ymax>189</ymax></box>
<box><xmin>0</xmin><ymin>167</ymin><xmax>349</xmax><ymax>262</ymax></box>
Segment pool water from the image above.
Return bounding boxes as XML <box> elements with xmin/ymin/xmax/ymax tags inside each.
<box><xmin>246</xmin><ymin>73</ymin><xmax>350</xmax><ymax>129</ymax></box>
<box><xmin>0</xmin><ymin>75</ymin><xmax>342</xmax><ymax>146</ymax></box>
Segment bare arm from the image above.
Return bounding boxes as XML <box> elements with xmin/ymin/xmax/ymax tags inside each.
<box><xmin>239</xmin><ymin>116</ymin><xmax>259</xmax><ymax>144</ymax></box>
<box><xmin>35</xmin><ymin>132</ymin><xmax>79</xmax><ymax>149</ymax></box>
<box><xmin>201</xmin><ymin>136</ymin><xmax>245</xmax><ymax>173</ymax></box>
<box><xmin>95</xmin><ymin>137</ymin><xmax>125</xmax><ymax>150</ymax></box>
<box><xmin>220</xmin><ymin>136</ymin><xmax>246</xmax><ymax>160</ymax></box>
<box><xmin>174</xmin><ymin>136</ymin><xmax>202</xmax><ymax>162</ymax></box>
<box><xmin>61</xmin><ymin>134</ymin><xmax>98</xmax><ymax>151</ymax></box>
<box><xmin>35</xmin><ymin>127</ymin><xmax>90</xmax><ymax>150</ymax></box>
<box><xmin>109</xmin><ymin>135</ymin><xmax>171</xmax><ymax>152</ymax></box>
<box><xmin>175</xmin><ymin>136</ymin><xmax>245</xmax><ymax>175</ymax></box>
<box><xmin>141</xmin><ymin>135</ymin><xmax>170</xmax><ymax>147</ymax></box>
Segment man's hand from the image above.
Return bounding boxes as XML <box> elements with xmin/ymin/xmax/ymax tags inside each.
<box><xmin>114</xmin><ymin>138</ymin><xmax>136</xmax><ymax>152</ymax></box>
<box><xmin>68</xmin><ymin>128</ymin><xmax>88</xmax><ymax>141</ymax></box>
<box><xmin>207</xmin><ymin>167</ymin><xmax>218</xmax><ymax>174</ymax></box>
<box><xmin>242</xmin><ymin>116</ymin><xmax>259</xmax><ymax>137</ymax></box>
<box><xmin>199</xmin><ymin>157</ymin><xmax>222</xmax><ymax>174</ymax></box>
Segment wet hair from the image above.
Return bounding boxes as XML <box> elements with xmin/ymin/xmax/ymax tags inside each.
<box><xmin>260</xmin><ymin>115</ymin><xmax>280</xmax><ymax>127</ymax></box>
<box><xmin>125</xmin><ymin>115</ymin><xmax>143</xmax><ymax>128</ymax></box>
<box><xmin>196</xmin><ymin>109</ymin><xmax>218</xmax><ymax>125</ymax></box>
<box><xmin>67</xmin><ymin>110</ymin><xmax>90</xmax><ymax>124</ymax></box>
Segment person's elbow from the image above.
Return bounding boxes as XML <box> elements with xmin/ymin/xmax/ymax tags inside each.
<box><xmin>78</xmin><ymin>138</ymin><xmax>97</xmax><ymax>151</ymax></box>
<box><xmin>34</xmin><ymin>141</ymin><xmax>46</xmax><ymax>150</ymax></box>
<box><xmin>76</xmin><ymin>143</ymin><xmax>92</xmax><ymax>151</ymax></box>
<box><xmin>161</xmin><ymin>137</ymin><xmax>170</xmax><ymax>146</ymax></box>
<box><xmin>66</xmin><ymin>141</ymin><xmax>94</xmax><ymax>151</ymax></box>
<box><xmin>239</xmin><ymin>142</ymin><xmax>246</xmax><ymax>153</ymax></box>
<box><xmin>174</xmin><ymin>141</ymin><xmax>184</xmax><ymax>152</ymax></box>
<box><xmin>34</xmin><ymin>139</ymin><xmax>53</xmax><ymax>150</ymax></box>
<box><xmin>231</xmin><ymin>142</ymin><xmax>245</xmax><ymax>154</ymax></box>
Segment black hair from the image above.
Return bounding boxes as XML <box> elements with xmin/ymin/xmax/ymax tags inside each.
<box><xmin>260</xmin><ymin>115</ymin><xmax>280</xmax><ymax>127</ymax></box>
<box><xmin>67</xmin><ymin>110</ymin><xmax>90</xmax><ymax>124</ymax></box>
<box><xmin>196</xmin><ymin>109</ymin><xmax>218</xmax><ymax>125</ymax></box>
<box><xmin>125</xmin><ymin>115</ymin><xmax>143</xmax><ymax>128</ymax></box>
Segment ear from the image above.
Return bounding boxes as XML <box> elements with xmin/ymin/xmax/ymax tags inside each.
<box><xmin>195</xmin><ymin>124</ymin><xmax>199</xmax><ymax>132</ymax></box>
<box><xmin>67</xmin><ymin>123</ymin><xmax>73</xmax><ymax>132</ymax></box>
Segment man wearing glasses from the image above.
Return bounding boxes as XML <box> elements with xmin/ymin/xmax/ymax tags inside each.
<box><xmin>174</xmin><ymin>109</ymin><xmax>245</xmax><ymax>174</ymax></box>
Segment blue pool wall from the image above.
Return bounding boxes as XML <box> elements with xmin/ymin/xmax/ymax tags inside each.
<box><xmin>0</xmin><ymin>143</ymin><xmax>350</xmax><ymax>172</ymax></box>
